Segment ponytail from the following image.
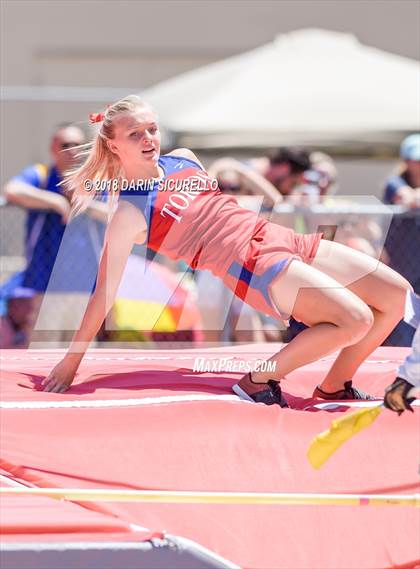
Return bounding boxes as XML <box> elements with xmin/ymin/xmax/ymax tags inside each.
<box><xmin>62</xmin><ymin>94</ymin><xmax>154</xmax><ymax>216</ymax></box>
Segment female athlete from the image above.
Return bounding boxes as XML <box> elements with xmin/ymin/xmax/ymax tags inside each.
<box><xmin>42</xmin><ymin>95</ymin><xmax>412</xmax><ymax>406</ymax></box>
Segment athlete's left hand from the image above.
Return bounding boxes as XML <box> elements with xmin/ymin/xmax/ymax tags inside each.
<box><xmin>384</xmin><ymin>377</ymin><xmax>415</xmax><ymax>414</ymax></box>
<box><xmin>41</xmin><ymin>357</ymin><xmax>79</xmax><ymax>393</ymax></box>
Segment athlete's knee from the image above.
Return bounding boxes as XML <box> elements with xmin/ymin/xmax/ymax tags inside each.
<box><xmin>394</xmin><ymin>276</ymin><xmax>413</xmax><ymax>307</ymax></box>
<box><xmin>393</xmin><ymin>280</ymin><xmax>412</xmax><ymax>320</ymax></box>
<box><xmin>383</xmin><ymin>272</ymin><xmax>413</xmax><ymax>319</ymax></box>
<box><xmin>335</xmin><ymin>300</ymin><xmax>374</xmax><ymax>344</ymax></box>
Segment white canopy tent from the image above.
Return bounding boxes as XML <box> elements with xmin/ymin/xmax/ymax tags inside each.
<box><xmin>143</xmin><ymin>29</ymin><xmax>420</xmax><ymax>150</ymax></box>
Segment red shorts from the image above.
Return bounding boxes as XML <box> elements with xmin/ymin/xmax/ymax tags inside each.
<box><xmin>222</xmin><ymin>222</ymin><xmax>323</xmax><ymax>321</ymax></box>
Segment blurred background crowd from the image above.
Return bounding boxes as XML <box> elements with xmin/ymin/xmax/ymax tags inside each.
<box><xmin>1</xmin><ymin>1</ymin><xmax>419</xmax><ymax>350</ymax></box>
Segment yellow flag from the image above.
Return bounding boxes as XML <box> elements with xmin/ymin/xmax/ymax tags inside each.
<box><xmin>307</xmin><ymin>405</ymin><xmax>383</xmax><ymax>469</ymax></box>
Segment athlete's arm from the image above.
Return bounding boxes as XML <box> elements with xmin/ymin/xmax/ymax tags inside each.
<box><xmin>41</xmin><ymin>201</ymin><xmax>147</xmax><ymax>392</ymax></box>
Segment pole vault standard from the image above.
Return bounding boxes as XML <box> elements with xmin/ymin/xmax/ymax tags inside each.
<box><xmin>1</xmin><ymin>488</ymin><xmax>418</xmax><ymax>507</ymax></box>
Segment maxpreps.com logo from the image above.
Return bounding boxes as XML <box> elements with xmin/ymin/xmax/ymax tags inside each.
<box><xmin>193</xmin><ymin>357</ymin><xmax>277</xmax><ymax>373</ymax></box>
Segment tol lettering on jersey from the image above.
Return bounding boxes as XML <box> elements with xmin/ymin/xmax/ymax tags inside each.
<box><xmin>159</xmin><ymin>171</ymin><xmax>212</xmax><ymax>223</ymax></box>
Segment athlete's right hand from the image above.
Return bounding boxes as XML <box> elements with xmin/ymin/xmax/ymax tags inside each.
<box><xmin>41</xmin><ymin>358</ymin><xmax>78</xmax><ymax>393</ymax></box>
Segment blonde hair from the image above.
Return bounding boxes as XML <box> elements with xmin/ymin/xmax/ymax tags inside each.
<box><xmin>63</xmin><ymin>95</ymin><xmax>155</xmax><ymax>214</ymax></box>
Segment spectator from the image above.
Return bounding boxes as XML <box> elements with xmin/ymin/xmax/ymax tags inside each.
<box><xmin>262</xmin><ymin>147</ymin><xmax>311</xmax><ymax>199</ymax></box>
<box><xmin>383</xmin><ymin>133</ymin><xmax>420</xmax><ymax>208</ymax></box>
<box><xmin>2</xmin><ymin>123</ymin><xmax>107</xmax><ymax>347</ymax></box>
<box><xmin>382</xmin><ymin>135</ymin><xmax>420</xmax><ymax>346</ymax></box>
<box><xmin>290</xmin><ymin>151</ymin><xmax>337</xmax><ymax>205</ymax></box>
<box><xmin>213</xmin><ymin>169</ymin><xmax>244</xmax><ymax>196</ymax></box>
<box><xmin>308</xmin><ymin>151</ymin><xmax>338</xmax><ymax>197</ymax></box>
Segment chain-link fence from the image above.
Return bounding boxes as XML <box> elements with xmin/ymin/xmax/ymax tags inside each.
<box><xmin>382</xmin><ymin>209</ymin><xmax>420</xmax><ymax>345</ymax></box>
<box><xmin>1</xmin><ymin>199</ymin><xmax>418</xmax><ymax>347</ymax></box>
<box><xmin>268</xmin><ymin>199</ymin><xmax>419</xmax><ymax>347</ymax></box>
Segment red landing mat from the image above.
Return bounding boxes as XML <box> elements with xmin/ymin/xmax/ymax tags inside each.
<box><xmin>1</xmin><ymin>345</ymin><xmax>419</xmax><ymax>569</ymax></box>
<box><xmin>0</xmin><ymin>472</ymin><xmax>161</xmax><ymax>543</ymax></box>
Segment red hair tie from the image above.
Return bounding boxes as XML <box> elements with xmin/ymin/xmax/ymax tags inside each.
<box><xmin>89</xmin><ymin>112</ymin><xmax>105</xmax><ymax>124</ymax></box>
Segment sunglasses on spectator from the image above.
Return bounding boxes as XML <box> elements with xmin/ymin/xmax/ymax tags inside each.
<box><xmin>304</xmin><ymin>170</ymin><xmax>334</xmax><ymax>186</ymax></box>
<box><xmin>60</xmin><ymin>142</ymin><xmax>80</xmax><ymax>150</ymax></box>
<box><xmin>218</xmin><ymin>182</ymin><xmax>241</xmax><ymax>192</ymax></box>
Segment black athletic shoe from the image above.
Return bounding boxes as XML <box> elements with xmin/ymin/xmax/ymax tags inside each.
<box><xmin>312</xmin><ymin>380</ymin><xmax>376</xmax><ymax>401</ymax></box>
<box><xmin>232</xmin><ymin>374</ymin><xmax>289</xmax><ymax>408</ymax></box>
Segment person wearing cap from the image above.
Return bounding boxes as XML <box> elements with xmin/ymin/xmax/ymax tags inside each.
<box><xmin>383</xmin><ymin>133</ymin><xmax>420</xmax><ymax>208</ymax></box>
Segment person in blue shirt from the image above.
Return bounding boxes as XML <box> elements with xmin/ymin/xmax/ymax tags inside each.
<box><xmin>383</xmin><ymin>133</ymin><xmax>420</xmax><ymax>208</ymax></box>
<box><xmin>3</xmin><ymin>123</ymin><xmax>107</xmax><ymax>346</ymax></box>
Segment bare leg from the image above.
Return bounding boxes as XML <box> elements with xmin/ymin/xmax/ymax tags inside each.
<box><xmin>309</xmin><ymin>240</ymin><xmax>412</xmax><ymax>391</ymax></box>
<box><xmin>247</xmin><ymin>259</ymin><xmax>374</xmax><ymax>387</ymax></box>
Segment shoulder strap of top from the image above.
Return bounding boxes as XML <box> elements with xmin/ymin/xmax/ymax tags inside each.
<box><xmin>160</xmin><ymin>153</ymin><xmax>202</xmax><ymax>173</ymax></box>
